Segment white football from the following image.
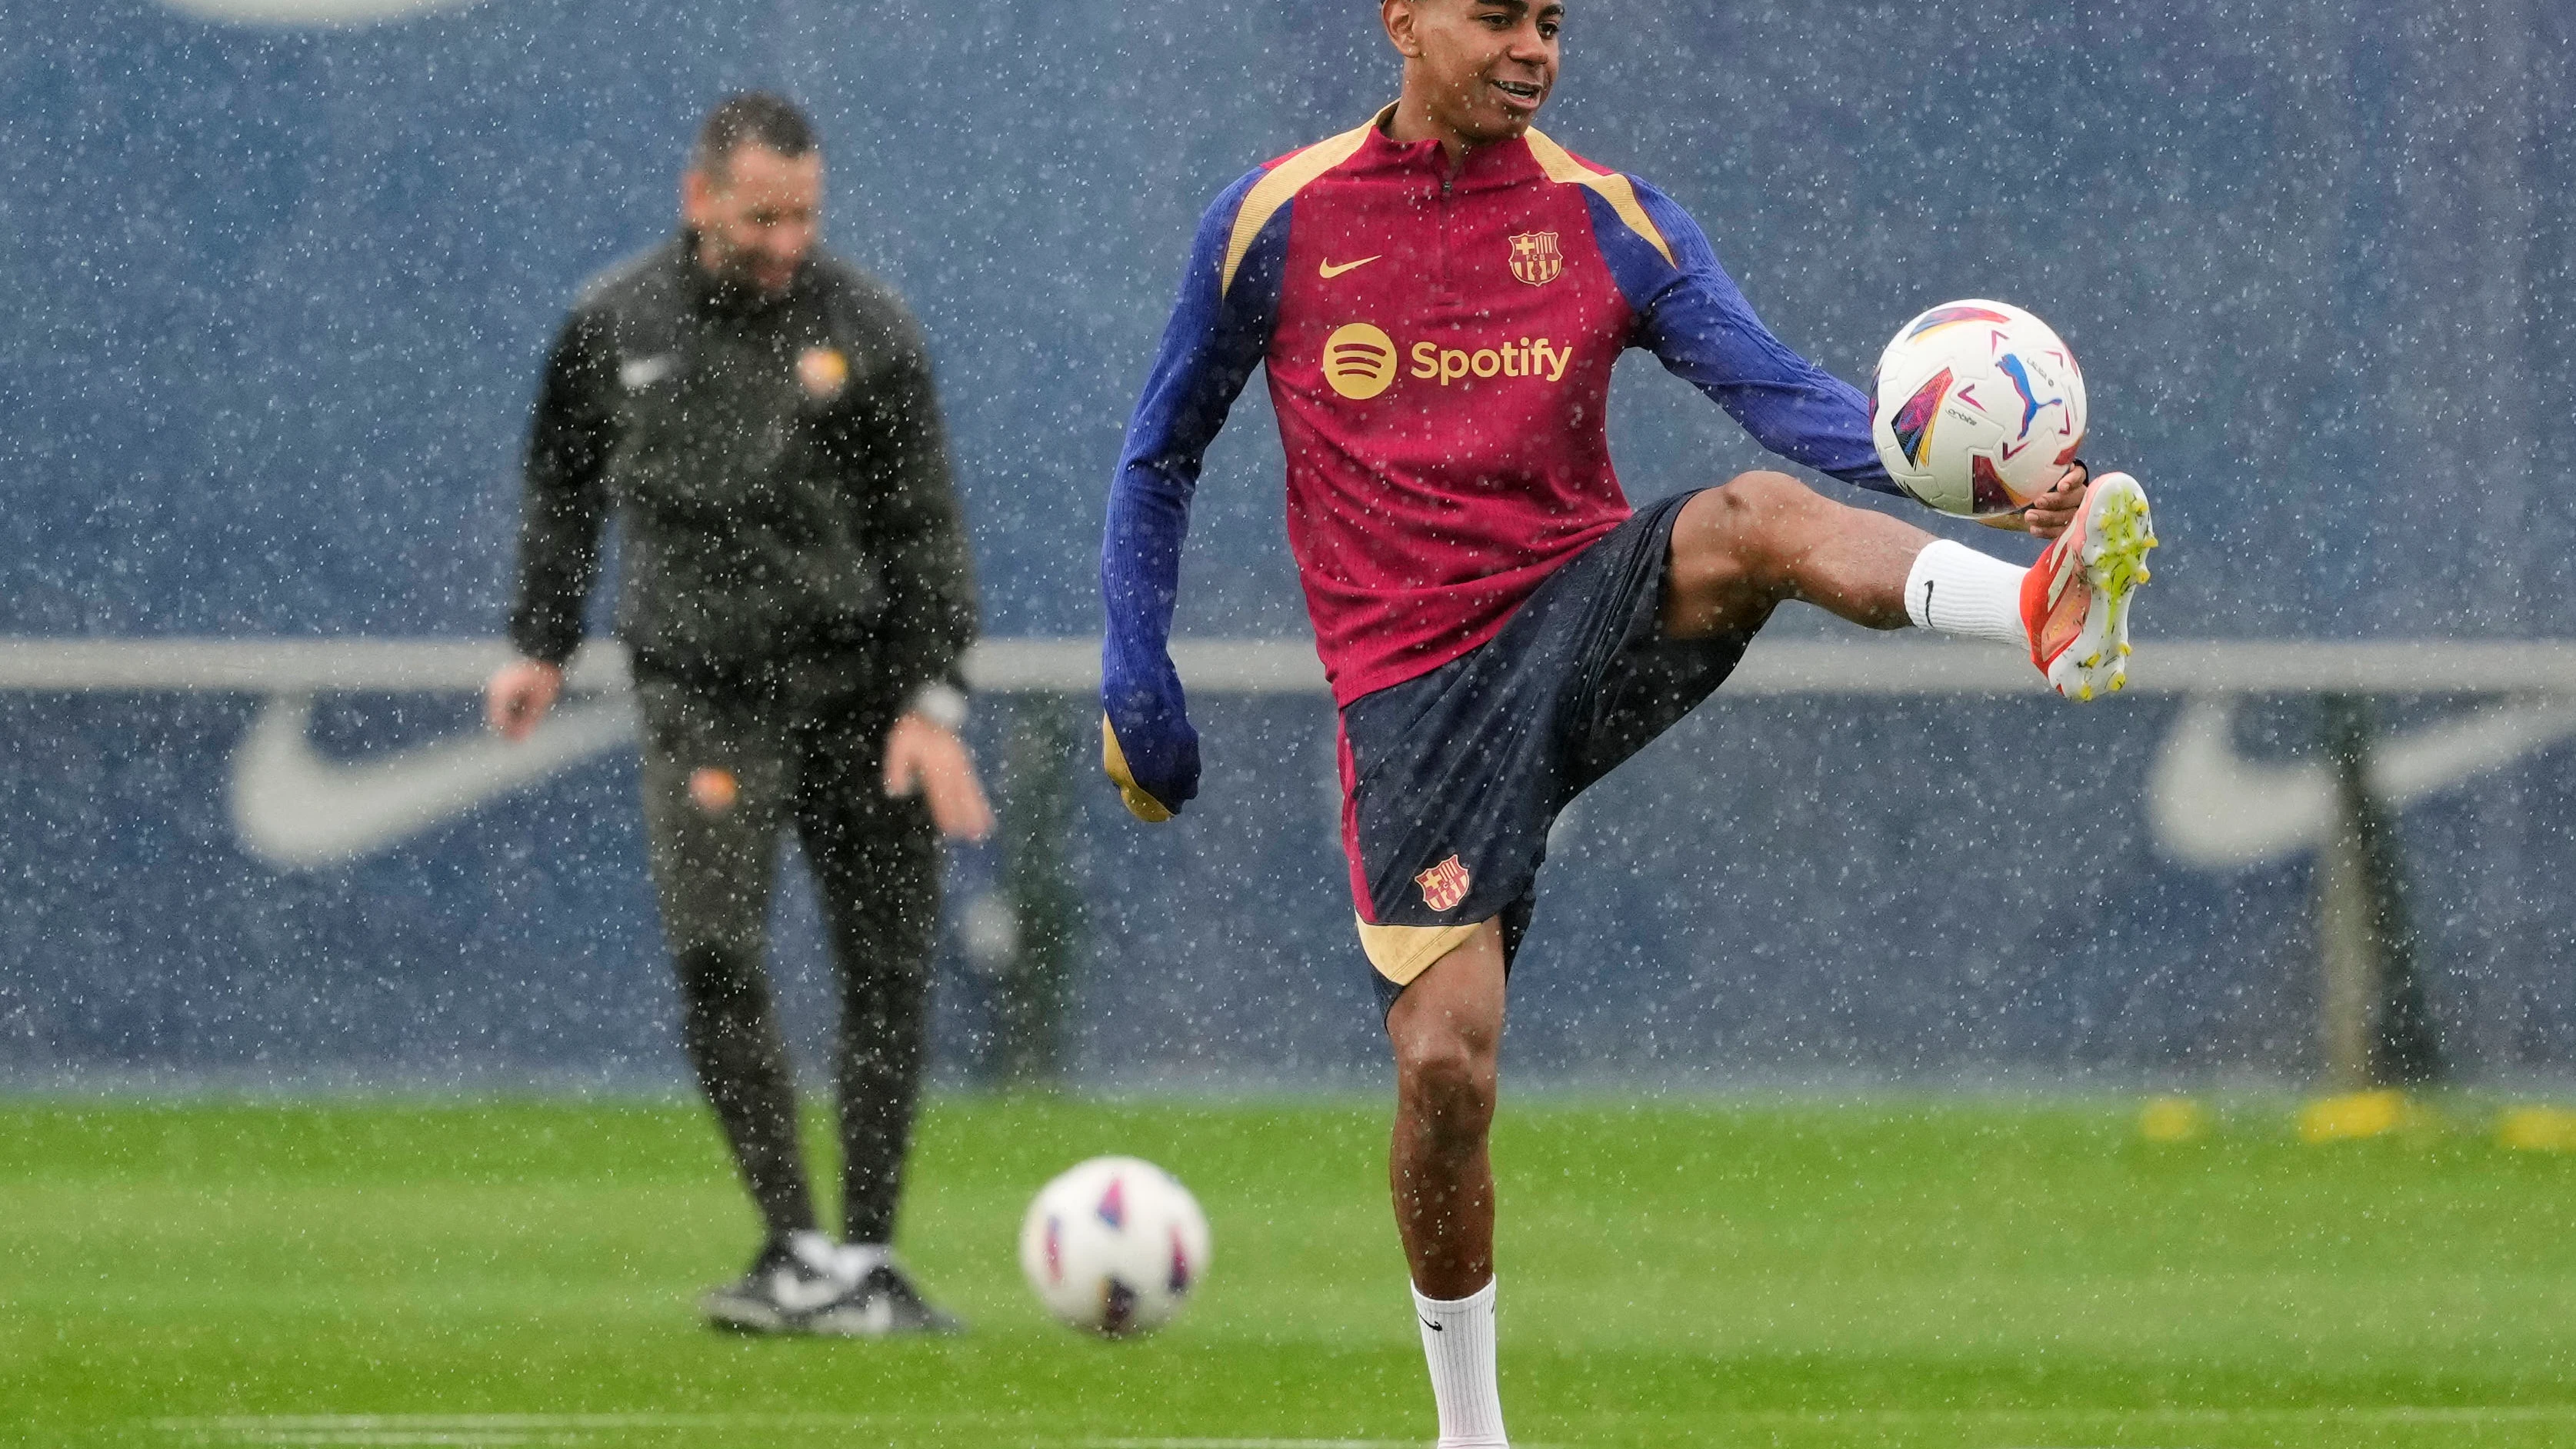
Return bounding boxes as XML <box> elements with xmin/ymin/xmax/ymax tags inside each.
<box><xmin>1018</xmin><ymin>1156</ymin><xmax>1211</xmax><ymax>1337</ymax></box>
<box><xmin>1870</xmin><ymin>298</ymin><xmax>2087</xmax><ymax>517</ymax></box>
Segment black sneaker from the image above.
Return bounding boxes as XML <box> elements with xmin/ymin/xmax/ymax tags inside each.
<box><xmin>700</xmin><ymin>1231</ymin><xmax>855</xmax><ymax>1334</ymax></box>
<box><xmin>807</xmin><ymin>1261</ymin><xmax>967</xmax><ymax>1337</ymax></box>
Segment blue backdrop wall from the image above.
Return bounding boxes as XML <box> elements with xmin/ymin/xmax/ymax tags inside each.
<box><xmin>0</xmin><ymin>0</ymin><xmax>2568</xmax><ymax>1087</ymax></box>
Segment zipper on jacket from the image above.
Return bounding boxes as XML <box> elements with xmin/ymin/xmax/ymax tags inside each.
<box><xmin>1436</xmin><ymin>173</ymin><xmax>1454</xmax><ymax>298</ymax></box>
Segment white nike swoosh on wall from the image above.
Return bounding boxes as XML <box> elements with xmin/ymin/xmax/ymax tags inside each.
<box><xmin>8</xmin><ymin>635</ymin><xmax>2573</xmax><ymax>873</ymax></box>
<box><xmin>158</xmin><ymin>0</ymin><xmax>482</xmax><ymax>25</ymax></box>
<box><xmin>229</xmin><ymin>693</ymin><xmax>635</xmax><ymax>870</ymax></box>
<box><xmin>199</xmin><ymin>639</ymin><xmax>1298</xmax><ymax>871</ymax></box>
<box><xmin>2148</xmin><ymin>695</ymin><xmax>2576</xmax><ymax>870</ymax></box>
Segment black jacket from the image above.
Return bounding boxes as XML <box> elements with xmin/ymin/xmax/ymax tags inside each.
<box><xmin>507</xmin><ymin>235</ymin><xmax>975</xmax><ymax>701</ymax></box>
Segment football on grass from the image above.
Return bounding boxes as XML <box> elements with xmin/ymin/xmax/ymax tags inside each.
<box><xmin>1871</xmin><ymin>298</ymin><xmax>2088</xmax><ymax>518</ymax></box>
<box><xmin>1018</xmin><ymin>1156</ymin><xmax>1211</xmax><ymax>1337</ymax></box>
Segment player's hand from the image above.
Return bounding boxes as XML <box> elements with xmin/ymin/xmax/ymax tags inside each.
<box><xmin>1100</xmin><ymin>653</ymin><xmax>1201</xmax><ymax>822</ymax></box>
<box><xmin>2013</xmin><ymin>461</ymin><xmax>2091</xmax><ymax>541</ymax></box>
<box><xmin>883</xmin><ymin>712</ymin><xmax>995</xmax><ymax>842</ymax></box>
<box><xmin>485</xmin><ymin>658</ymin><xmax>564</xmax><ymax>742</ymax></box>
<box><xmin>1101</xmin><ymin>711</ymin><xmax>1199</xmax><ymax>823</ymax></box>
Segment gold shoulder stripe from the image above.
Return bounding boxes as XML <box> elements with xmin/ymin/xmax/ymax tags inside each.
<box><xmin>1355</xmin><ymin>915</ymin><xmax>1483</xmax><ymax>988</ymax></box>
<box><xmin>1523</xmin><ymin>128</ymin><xmax>1676</xmax><ymax>269</ymax></box>
<box><xmin>1220</xmin><ymin>114</ymin><xmax>1382</xmax><ymax>298</ymax></box>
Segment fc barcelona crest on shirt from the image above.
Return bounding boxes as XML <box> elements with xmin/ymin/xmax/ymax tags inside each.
<box><xmin>1507</xmin><ymin>231</ymin><xmax>1564</xmax><ymax>286</ymax></box>
<box><xmin>1415</xmin><ymin>854</ymin><xmax>1471</xmax><ymax>912</ymax></box>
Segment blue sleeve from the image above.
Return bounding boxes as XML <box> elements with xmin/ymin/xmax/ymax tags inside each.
<box><xmin>1098</xmin><ymin>168</ymin><xmax>1288</xmax><ymax>818</ymax></box>
<box><xmin>1587</xmin><ymin>178</ymin><xmax>1898</xmax><ymax>496</ymax></box>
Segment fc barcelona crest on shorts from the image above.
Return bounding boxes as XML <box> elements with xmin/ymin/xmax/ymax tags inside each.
<box><xmin>1415</xmin><ymin>854</ymin><xmax>1471</xmax><ymax>912</ymax></box>
<box><xmin>1507</xmin><ymin>232</ymin><xmax>1563</xmax><ymax>286</ymax></box>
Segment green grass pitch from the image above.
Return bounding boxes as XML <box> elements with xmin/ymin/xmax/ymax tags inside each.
<box><xmin>5</xmin><ymin>1095</ymin><xmax>2574</xmax><ymax>1447</ymax></box>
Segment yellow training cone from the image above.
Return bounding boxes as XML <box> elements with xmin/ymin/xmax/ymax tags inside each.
<box><xmin>2498</xmin><ymin>1107</ymin><xmax>2576</xmax><ymax>1152</ymax></box>
<box><xmin>2298</xmin><ymin>1090</ymin><xmax>2418</xmax><ymax>1143</ymax></box>
<box><xmin>2138</xmin><ymin>1097</ymin><xmax>2209</xmax><ymax>1143</ymax></box>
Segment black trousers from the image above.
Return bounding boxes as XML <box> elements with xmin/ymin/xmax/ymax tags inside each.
<box><xmin>634</xmin><ymin>669</ymin><xmax>939</xmax><ymax>1246</ymax></box>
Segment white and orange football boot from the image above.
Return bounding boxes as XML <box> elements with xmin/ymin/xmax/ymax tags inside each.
<box><xmin>2021</xmin><ymin>471</ymin><xmax>2158</xmax><ymax>701</ymax></box>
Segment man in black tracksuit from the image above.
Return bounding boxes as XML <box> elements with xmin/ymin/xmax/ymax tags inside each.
<box><xmin>486</xmin><ymin>92</ymin><xmax>988</xmax><ymax>1336</ymax></box>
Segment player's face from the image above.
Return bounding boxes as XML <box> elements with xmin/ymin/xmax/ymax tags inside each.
<box><xmin>1390</xmin><ymin>0</ymin><xmax>1562</xmax><ymax>145</ymax></box>
<box><xmin>682</xmin><ymin>145</ymin><xmax>824</xmax><ymax>297</ymax></box>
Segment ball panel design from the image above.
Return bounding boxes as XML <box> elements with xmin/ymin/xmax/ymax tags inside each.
<box><xmin>1018</xmin><ymin>1155</ymin><xmax>1212</xmax><ymax>1337</ymax></box>
<box><xmin>1870</xmin><ymin>299</ymin><xmax>2087</xmax><ymax>518</ymax></box>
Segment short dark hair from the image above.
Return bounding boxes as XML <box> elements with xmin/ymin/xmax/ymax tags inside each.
<box><xmin>691</xmin><ymin>92</ymin><xmax>818</xmax><ymax>181</ymax></box>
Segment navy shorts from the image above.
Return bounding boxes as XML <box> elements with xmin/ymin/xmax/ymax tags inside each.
<box><xmin>1335</xmin><ymin>489</ymin><xmax>1752</xmax><ymax>1010</ymax></box>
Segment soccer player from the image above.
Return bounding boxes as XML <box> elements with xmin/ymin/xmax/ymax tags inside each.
<box><xmin>488</xmin><ymin>93</ymin><xmax>987</xmax><ymax>1336</ymax></box>
<box><xmin>1097</xmin><ymin>2</ymin><xmax>2156</xmax><ymax>1441</ymax></box>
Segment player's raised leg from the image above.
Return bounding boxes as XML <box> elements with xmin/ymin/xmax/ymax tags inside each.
<box><xmin>1662</xmin><ymin>468</ymin><xmax>2156</xmax><ymax>698</ymax></box>
<box><xmin>1385</xmin><ymin>921</ymin><xmax>1511</xmax><ymax>1449</ymax></box>
<box><xmin>1660</xmin><ymin>469</ymin><xmax>1930</xmax><ymax>638</ymax></box>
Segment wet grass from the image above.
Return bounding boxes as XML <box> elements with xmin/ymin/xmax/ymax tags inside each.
<box><xmin>4</xmin><ymin>1095</ymin><xmax>2574</xmax><ymax>1447</ymax></box>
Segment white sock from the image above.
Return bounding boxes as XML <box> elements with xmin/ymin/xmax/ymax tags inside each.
<box><xmin>1904</xmin><ymin>539</ymin><xmax>2028</xmax><ymax>648</ymax></box>
<box><xmin>1412</xmin><ymin>1278</ymin><xmax>1507</xmax><ymax>1448</ymax></box>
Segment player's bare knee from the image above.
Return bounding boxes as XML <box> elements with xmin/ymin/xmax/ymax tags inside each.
<box><xmin>1392</xmin><ymin>1020</ymin><xmax>1495</xmax><ymax>1090</ymax></box>
<box><xmin>1719</xmin><ymin>470</ymin><xmax>1835</xmax><ymax>539</ymax></box>
<box><xmin>1717</xmin><ymin>468</ymin><xmax>1814</xmax><ymax>510</ymax></box>
<box><xmin>1395</xmin><ymin>1032</ymin><xmax>1498</xmax><ymax>1150</ymax></box>
<box><xmin>1671</xmin><ymin>472</ymin><xmax>1814</xmax><ymax>607</ymax></box>
<box><xmin>1711</xmin><ymin>471</ymin><xmax>1842</xmax><ymax>581</ymax></box>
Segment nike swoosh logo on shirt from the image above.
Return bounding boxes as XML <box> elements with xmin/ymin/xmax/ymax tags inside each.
<box><xmin>619</xmin><ymin>355</ymin><xmax>677</xmax><ymax>391</ymax></box>
<box><xmin>1318</xmin><ymin>255</ymin><xmax>1381</xmax><ymax>279</ymax></box>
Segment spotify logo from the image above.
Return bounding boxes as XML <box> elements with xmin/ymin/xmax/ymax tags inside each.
<box><xmin>1320</xmin><ymin>321</ymin><xmax>1575</xmax><ymax>401</ymax></box>
<box><xmin>1322</xmin><ymin>323</ymin><xmax>1398</xmax><ymax>401</ymax></box>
